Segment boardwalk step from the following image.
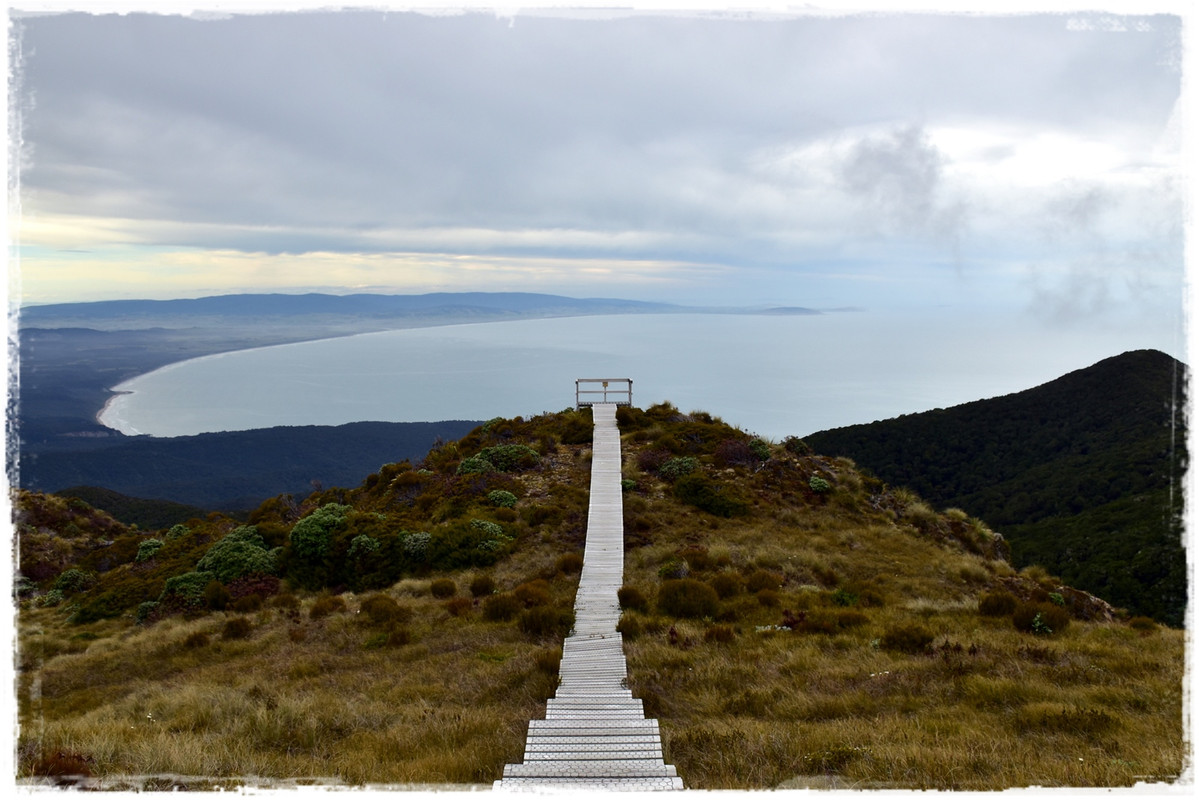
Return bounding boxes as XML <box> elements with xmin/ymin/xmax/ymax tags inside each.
<box><xmin>494</xmin><ymin>402</ymin><xmax>682</xmax><ymax>791</ymax></box>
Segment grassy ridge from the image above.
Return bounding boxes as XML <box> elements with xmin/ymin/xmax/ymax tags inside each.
<box><xmin>16</xmin><ymin>405</ymin><xmax>1186</xmax><ymax>789</ymax></box>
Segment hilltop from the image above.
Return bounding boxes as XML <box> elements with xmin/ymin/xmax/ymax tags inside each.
<box><xmin>15</xmin><ymin>404</ymin><xmax>1185</xmax><ymax>790</ymax></box>
<box><xmin>805</xmin><ymin>349</ymin><xmax>1187</xmax><ymax>626</ymax></box>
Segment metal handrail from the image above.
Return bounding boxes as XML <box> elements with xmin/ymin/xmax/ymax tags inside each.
<box><xmin>576</xmin><ymin>378</ymin><xmax>633</xmax><ymax>407</ymax></box>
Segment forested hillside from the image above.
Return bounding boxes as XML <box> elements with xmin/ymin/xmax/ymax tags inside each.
<box><xmin>20</xmin><ymin>420</ymin><xmax>480</xmax><ymax>511</ymax></box>
<box><xmin>805</xmin><ymin>350</ymin><xmax>1186</xmax><ymax>626</ymax></box>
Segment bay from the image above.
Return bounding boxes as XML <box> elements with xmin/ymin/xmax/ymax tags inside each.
<box><xmin>98</xmin><ymin>311</ymin><xmax>1181</xmax><ymax>440</ymax></box>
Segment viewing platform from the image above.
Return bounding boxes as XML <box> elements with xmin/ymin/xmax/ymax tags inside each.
<box><xmin>495</xmin><ymin>401</ymin><xmax>683</xmax><ymax>791</ymax></box>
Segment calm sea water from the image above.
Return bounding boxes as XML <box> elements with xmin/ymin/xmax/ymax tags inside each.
<box><xmin>99</xmin><ymin>311</ymin><xmax>1181</xmax><ymax>440</ymax></box>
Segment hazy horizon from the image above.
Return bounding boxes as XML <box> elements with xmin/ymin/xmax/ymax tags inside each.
<box><xmin>7</xmin><ymin>2</ymin><xmax>1188</xmax><ymax>342</ymax></box>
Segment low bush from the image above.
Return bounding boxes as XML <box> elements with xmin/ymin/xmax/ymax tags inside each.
<box><xmin>703</xmin><ymin>624</ymin><xmax>736</xmax><ymax>643</ymax></box>
<box><xmin>135</xmin><ymin>538</ymin><xmax>164</xmax><ymax>563</ymax></box>
<box><xmin>483</xmin><ymin>593</ymin><xmax>522</xmax><ymax>622</ymax></box>
<box><xmin>708</xmin><ymin>572</ymin><xmax>743</xmax><ymax>599</ymax></box>
<box><xmin>444</xmin><ymin>596</ymin><xmax>472</xmax><ymax>617</ymax></box>
<box><xmin>204</xmin><ymin>580</ymin><xmax>231</xmax><ymax>611</ymax></box>
<box><xmin>519</xmin><ymin>606</ymin><xmax>573</xmax><ymax>638</ymax></box>
<box><xmin>534</xmin><ymin>647</ymin><xmax>562</xmax><ymax>675</ymax></box>
<box><xmin>618</xmin><ymin>585</ymin><xmax>649</xmax><ymax>612</ymax></box>
<box><xmin>745</xmin><ymin>570</ymin><xmax>782</xmax><ymax>593</ymax></box>
<box><xmin>978</xmin><ymin>590</ymin><xmax>1018</xmax><ymax>617</ymax></box>
<box><xmin>487</xmin><ymin>490</ymin><xmax>518</xmax><ymax>508</ymax></box>
<box><xmin>673</xmin><ymin>474</ymin><xmax>748</xmax><ymax>517</ymax></box>
<box><xmin>555</xmin><ymin>553</ymin><xmax>584</xmax><ymax>574</ymax></box>
<box><xmin>183</xmin><ymin>631</ymin><xmax>210</xmax><ymax>649</ymax></box>
<box><xmin>880</xmin><ymin>623</ymin><xmax>934</xmax><ymax>654</ymax></box>
<box><xmin>359</xmin><ymin>594</ymin><xmax>410</xmax><ymax>625</ymax></box>
<box><xmin>658</xmin><ymin>579</ymin><xmax>720</xmax><ymax>619</ymax></box>
<box><xmin>658</xmin><ymin>456</ymin><xmax>699</xmax><ymax>481</ymax></box>
<box><xmin>1128</xmin><ymin>616</ymin><xmax>1158</xmax><ymax>634</ymax></box>
<box><xmin>756</xmin><ymin>589</ymin><xmax>781</xmax><ymax>608</ymax></box>
<box><xmin>470</xmin><ymin>574</ymin><xmax>497</xmax><ymax>598</ymax></box>
<box><xmin>514</xmin><ymin>580</ymin><xmax>551</xmax><ymax>608</ymax></box>
<box><xmin>809</xmin><ymin>475</ymin><xmax>832</xmax><ymax>494</ymax></box>
<box><xmin>221</xmin><ymin>617</ymin><xmax>253</xmax><ymax>640</ymax></box>
<box><xmin>310</xmin><ymin>593</ymin><xmax>347</xmax><ymax>619</ymax></box>
<box><xmin>1013</xmin><ymin>602</ymin><xmax>1070</xmax><ymax>636</ymax></box>
<box><xmin>430</xmin><ymin>578</ymin><xmax>457</xmax><ymax>599</ymax></box>
<box><xmin>616</xmin><ymin>615</ymin><xmax>642</xmax><ymax>640</ymax></box>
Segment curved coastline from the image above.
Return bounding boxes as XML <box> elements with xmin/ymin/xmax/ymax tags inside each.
<box><xmin>88</xmin><ymin>318</ymin><xmax>569</xmax><ymax>436</ymax></box>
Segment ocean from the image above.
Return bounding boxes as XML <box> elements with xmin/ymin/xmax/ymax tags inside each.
<box><xmin>98</xmin><ymin>310</ymin><xmax>1181</xmax><ymax>440</ymax></box>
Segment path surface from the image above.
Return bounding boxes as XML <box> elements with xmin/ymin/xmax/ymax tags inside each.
<box><xmin>495</xmin><ymin>404</ymin><xmax>684</xmax><ymax>791</ymax></box>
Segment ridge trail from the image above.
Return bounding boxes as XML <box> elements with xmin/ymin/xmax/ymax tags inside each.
<box><xmin>494</xmin><ymin>403</ymin><xmax>684</xmax><ymax>791</ymax></box>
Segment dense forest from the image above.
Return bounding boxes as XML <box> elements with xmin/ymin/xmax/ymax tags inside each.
<box><xmin>805</xmin><ymin>349</ymin><xmax>1186</xmax><ymax>626</ymax></box>
<box><xmin>21</xmin><ymin>420</ymin><xmax>480</xmax><ymax>511</ymax></box>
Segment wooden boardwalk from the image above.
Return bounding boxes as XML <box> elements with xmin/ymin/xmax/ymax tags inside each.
<box><xmin>495</xmin><ymin>403</ymin><xmax>684</xmax><ymax>791</ymax></box>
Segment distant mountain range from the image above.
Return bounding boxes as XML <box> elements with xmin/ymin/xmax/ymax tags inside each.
<box><xmin>805</xmin><ymin>349</ymin><xmax>1187</xmax><ymax>626</ymax></box>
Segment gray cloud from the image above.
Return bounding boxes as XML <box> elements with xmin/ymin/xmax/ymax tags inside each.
<box><xmin>10</xmin><ymin>9</ymin><xmax>1186</xmax><ymax>310</ymax></box>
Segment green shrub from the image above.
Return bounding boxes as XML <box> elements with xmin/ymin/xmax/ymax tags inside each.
<box><xmin>346</xmin><ymin>534</ymin><xmax>381</xmax><ymax>560</ymax></box>
<box><xmin>135</xmin><ymin>600</ymin><xmax>158</xmax><ymax>623</ymax></box>
<box><xmin>470</xmin><ymin>574</ymin><xmax>497</xmax><ymax>598</ymax></box>
<box><xmin>197</xmin><ymin>527</ymin><xmax>276</xmax><ymax>583</ymax></box>
<box><xmin>783</xmin><ymin>436</ymin><xmax>812</xmax><ymax>455</ymax></box>
<box><xmin>135</xmin><ymin>538</ymin><xmax>164</xmax><ymax>563</ymax></box>
<box><xmin>1128</xmin><ymin>616</ymin><xmax>1158</xmax><ymax>634</ymax></box>
<box><xmin>37</xmin><ymin>588</ymin><xmax>64</xmax><ymax>608</ymax></box>
<box><xmin>831</xmin><ymin>587</ymin><xmax>859</xmax><ymax>607</ymax></box>
<box><xmin>809</xmin><ymin>475</ymin><xmax>832</xmax><ymax>494</ymax></box>
<box><xmin>673</xmin><ymin>473</ymin><xmax>748</xmax><ymax>517</ymax></box>
<box><xmin>402</xmin><ymin>531</ymin><xmax>432</xmax><ymax>562</ymax></box>
<box><xmin>458</xmin><ymin>445</ymin><xmax>540</xmax><ymax>474</ymax></box>
<box><xmin>165</xmin><ymin>524</ymin><xmax>189</xmax><ymax>541</ymax></box>
<box><xmin>430</xmin><ymin>578</ymin><xmax>457</xmax><ymax>599</ymax></box>
<box><xmin>519</xmin><ymin>606</ymin><xmax>573</xmax><ymax>638</ymax></box>
<box><xmin>52</xmin><ymin>568</ymin><xmax>96</xmax><ymax>595</ymax></box>
<box><xmin>289</xmin><ymin>505</ymin><xmax>351</xmax><ymax>561</ymax></box>
<box><xmin>617</xmin><ymin>585</ymin><xmax>649</xmax><ymax>612</ymax></box>
<box><xmin>658</xmin><ymin>456</ymin><xmax>699</xmax><ymax>481</ymax></box>
<box><xmin>658</xmin><ymin>579</ymin><xmax>720</xmax><ymax>619</ymax></box>
<box><xmin>221</xmin><ymin>617</ymin><xmax>253</xmax><ymax>640</ymax></box>
<box><xmin>483</xmin><ymin>593</ymin><xmax>522</xmax><ymax>622</ymax></box>
<box><xmin>158</xmin><ymin>571</ymin><xmax>214</xmax><ymax>613</ymax></box>
<box><xmin>487</xmin><ymin>490</ymin><xmax>518</xmax><ymax>508</ymax></box>
<box><xmin>978</xmin><ymin>590</ymin><xmax>1018</xmax><ymax>617</ymax></box>
<box><xmin>880</xmin><ymin>623</ymin><xmax>934</xmax><ymax>654</ymax></box>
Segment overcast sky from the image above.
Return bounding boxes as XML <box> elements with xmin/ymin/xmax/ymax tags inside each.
<box><xmin>6</xmin><ymin>2</ymin><xmax>1190</xmax><ymax>329</ymax></box>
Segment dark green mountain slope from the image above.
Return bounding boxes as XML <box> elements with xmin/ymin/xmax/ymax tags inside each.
<box><xmin>805</xmin><ymin>349</ymin><xmax>1186</xmax><ymax>626</ymax></box>
<box><xmin>19</xmin><ymin>420</ymin><xmax>480</xmax><ymax>511</ymax></box>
